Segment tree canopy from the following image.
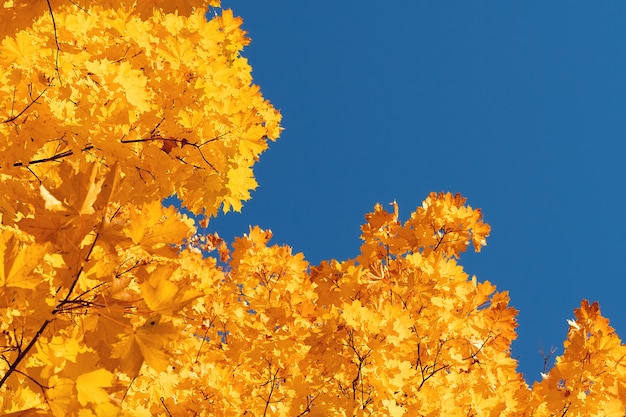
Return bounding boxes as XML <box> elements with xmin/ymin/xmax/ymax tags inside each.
<box><xmin>0</xmin><ymin>1</ymin><xmax>625</xmax><ymax>416</ymax></box>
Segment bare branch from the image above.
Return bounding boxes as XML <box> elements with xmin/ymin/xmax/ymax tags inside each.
<box><xmin>45</xmin><ymin>0</ymin><xmax>62</xmax><ymax>81</ymax></box>
<box><xmin>12</xmin><ymin>145</ymin><xmax>94</xmax><ymax>168</ymax></box>
<box><xmin>160</xmin><ymin>397</ymin><xmax>173</xmax><ymax>417</ymax></box>
<box><xmin>0</xmin><ymin>319</ymin><xmax>52</xmax><ymax>389</ymax></box>
<box><xmin>120</xmin><ymin>132</ymin><xmax>227</xmax><ymax>173</ymax></box>
<box><xmin>3</xmin><ymin>85</ymin><xmax>49</xmax><ymax>124</ymax></box>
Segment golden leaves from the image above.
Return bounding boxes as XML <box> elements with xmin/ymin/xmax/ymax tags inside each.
<box><xmin>529</xmin><ymin>300</ymin><xmax>626</xmax><ymax>416</ymax></box>
<box><xmin>0</xmin><ymin>227</ymin><xmax>50</xmax><ymax>289</ymax></box>
<box><xmin>224</xmin><ymin>165</ymin><xmax>257</xmax><ymax>212</ymax></box>
<box><xmin>4</xmin><ymin>174</ymin><xmax>626</xmax><ymax>416</ymax></box>
<box><xmin>356</xmin><ymin>192</ymin><xmax>491</xmax><ymax>268</ymax></box>
<box><xmin>0</xmin><ymin>0</ymin><xmax>219</xmax><ymax>39</ymax></box>
<box><xmin>0</xmin><ymin>0</ymin><xmax>49</xmax><ymax>39</ymax></box>
<box><xmin>0</xmin><ymin>30</ymin><xmax>41</xmax><ymax>66</ymax></box>
<box><xmin>297</xmin><ymin>195</ymin><xmax>534</xmax><ymax>415</ymax></box>
<box><xmin>1</xmin><ymin>2</ymin><xmax>280</xmax><ymax>219</ymax></box>
<box><xmin>139</xmin><ymin>264</ymin><xmax>200</xmax><ymax>314</ymax></box>
<box><xmin>125</xmin><ymin>201</ymin><xmax>195</xmax><ymax>252</ymax></box>
<box><xmin>1</xmin><ymin>0</ymin><xmax>624</xmax><ymax>415</ymax></box>
<box><xmin>76</xmin><ymin>369</ymin><xmax>114</xmax><ymax>406</ymax></box>
<box><xmin>1</xmin><ymin>2</ymin><xmax>276</xmax><ymax>412</ymax></box>
<box><xmin>81</xmin><ymin>58</ymin><xmax>153</xmax><ymax>118</ymax></box>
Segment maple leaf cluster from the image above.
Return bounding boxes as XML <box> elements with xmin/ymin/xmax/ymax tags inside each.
<box><xmin>1</xmin><ymin>1</ymin><xmax>625</xmax><ymax>416</ymax></box>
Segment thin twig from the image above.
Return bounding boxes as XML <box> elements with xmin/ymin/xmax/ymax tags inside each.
<box><xmin>160</xmin><ymin>397</ymin><xmax>173</xmax><ymax>417</ymax></box>
<box><xmin>0</xmin><ymin>319</ymin><xmax>52</xmax><ymax>389</ymax></box>
<box><xmin>121</xmin><ymin>135</ymin><xmax>223</xmax><ymax>173</ymax></box>
<box><xmin>13</xmin><ymin>145</ymin><xmax>94</xmax><ymax>167</ymax></box>
<box><xmin>3</xmin><ymin>85</ymin><xmax>49</xmax><ymax>124</ymax></box>
<box><xmin>45</xmin><ymin>0</ymin><xmax>62</xmax><ymax>82</ymax></box>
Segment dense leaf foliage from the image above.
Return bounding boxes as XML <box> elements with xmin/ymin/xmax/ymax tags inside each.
<box><xmin>1</xmin><ymin>1</ymin><xmax>625</xmax><ymax>416</ymax></box>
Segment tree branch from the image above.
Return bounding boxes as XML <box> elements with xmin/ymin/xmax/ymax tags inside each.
<box><xmin>12</xmin><ymin>145</ymin><xmax>94</xmax><ymax>168</ymax></box>
<box><xmin>0</xmin><ymin>319</ymin><xmax>52</xmax><ymax>389</ymax></box>
<box><xmin>45</xmin><ymin>0</ymin><xmax>62</xmax><ymax>82</ymax></box>
<box><xmin>2</xmin><ymin>85</ymin><xmax>49</xmax><ymax>124</ymax></box>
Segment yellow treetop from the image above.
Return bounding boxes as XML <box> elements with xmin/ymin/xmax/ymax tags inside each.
<box><xmin>0</xmin><ymin>0</ymin><xmax>280</xmax><ymax>220</ymax></box>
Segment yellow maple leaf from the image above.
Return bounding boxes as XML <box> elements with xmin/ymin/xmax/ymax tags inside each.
<box><xmin>139</xmin><ymin>265</ymin><xmax>200</xmax><ymax>313</ymax></box>
<box><xmin>223</xmin><ymin>165</ymin><xmax>257</xmax><ymax>212</ymax></box>
<box><xmin>39</xmin><ymin>184</ymin><xmax>66</xmax><ymax>212</ymax></box>
<box><xmin>77</xmin><ymin>162</ymin><xmax>107</xmax><ymax>215</ymax></box>
<box><xmin>382</xmin><ymin>399</ymin><xmax>407</xmax><ymax>417</ymax></box>
<box><xmin>0</xmin><ymin>227</ymin><xmax>49</xmax><ymax>289</ymax></box>
<box><xmin>125</xmin><ymin>201</ymin><xmax>195</xmax><ymax>251</ymax></box>
<box><xmin>76</xmin><ymin>369</ymin><xmax>113</xmax><ymax>406</ymax></box>
<box><xmin>112</xmin><ymin>315</ymin><xmax>178</xmax><ymax>375</ymax></box>
<box><xmin>134</xmin><ymin>316</ymin><xmax>178</xmax><ymax>372</ymax></box>
<box><xmin>0</xmin><ymin>30</ymin><xmax>39</xmax><ymax>66</ymax></box>
<box><xmin>112</xmin><ymin>61</ymin><xmax>152</xmax><ymax>113</ymax></box>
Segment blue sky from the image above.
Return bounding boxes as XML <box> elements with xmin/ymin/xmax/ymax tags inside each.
<box><xmin>213</xmin><ymin>1</ymin><xmax>626</xmax><ymax>383</ymax></box>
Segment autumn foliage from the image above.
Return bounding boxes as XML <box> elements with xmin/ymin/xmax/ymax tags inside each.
<box><xmin>1</xmin><ymin>1</ymin><xmax>625</xmax><ymax>416</ymax></box>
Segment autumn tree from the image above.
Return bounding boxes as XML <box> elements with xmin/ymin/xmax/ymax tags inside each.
<box><xmin>1</xmin><ymin>1</ymin><xmax>625</xmax><ymax>416</ymax></box>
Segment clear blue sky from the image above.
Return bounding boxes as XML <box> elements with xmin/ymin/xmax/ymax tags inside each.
<box><xmin>213</xmin><ymin>1</ymin><xmax>626</xmax><ymax>383</ymax></box>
